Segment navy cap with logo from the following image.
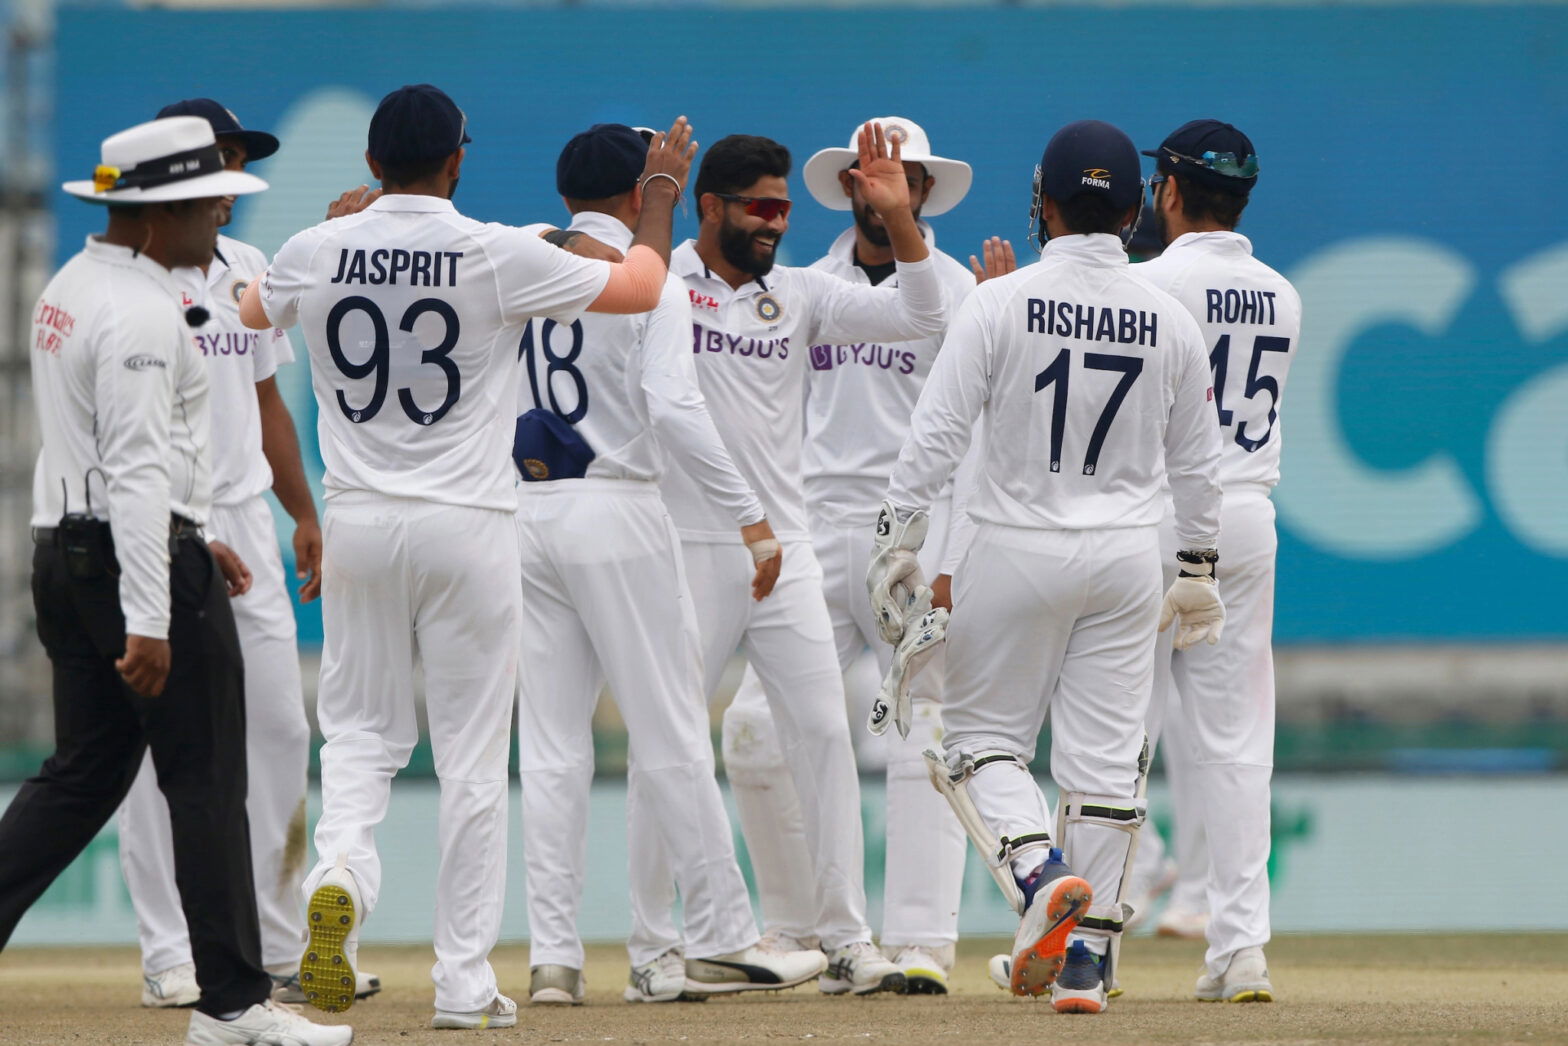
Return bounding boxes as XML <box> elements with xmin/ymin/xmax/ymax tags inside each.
<box><xmin>367</xmin><ymin>84</ymin><xmax>472</xmax><ymax>168</ymax></box>
<box><xmin>1143</xmin><ymin>119</ymin><xmax>1259</xmax><ymax>195</ymax></box>
<box><xmin>556</xmin><ymin>124</ymin><xmax>648</xmax><ymax>200</ymax></box>
<box><xmin>155</xmin><ymin>98</ymin><xmax>279</xmax><ymax>162</ymax></box>
<box><xmin>1037</xmin><ymin>119</ymin><xmax>1143</xmax><ymax>212</ymax></box>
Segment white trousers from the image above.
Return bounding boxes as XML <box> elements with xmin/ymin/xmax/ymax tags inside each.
<box><xmin>1154</xmin><ymin>492</ymin><xmax>1277</xmax><ymax>975</ymax></box>
<box><xmin>628</xmin><ymin>538</ymin><xmax>872</xmax><ymax>953</ymax></box>
<box><xmin>515</xmin><ymin>481</ymin><xmax>757</xmax><ymax>969</ymax></box>
<box><xmin>307</xmin><ymin>494</ymin><xmax>517</xmax><ymax>1013</ymax></box>
<box><xmin>726</xmin><ymin>506</ymin><xmax>965</xmax><ymax>950</ymax></box>
<box><xmin>942</xmin><ymin>524</ymin><xmax>1160</xmax><ymax>938</ymax></box>
<box><xmin>117</xmin><ymin>495</ymin><xmax>311</xmax><ymax>973</ymax></box>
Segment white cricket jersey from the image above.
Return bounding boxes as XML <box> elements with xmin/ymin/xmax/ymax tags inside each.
<box><xmin>801</xmin><ymin>225</ymin><xmax>977</xmax><ymax>528</ymax></box>
<box><xmin>173</xmin><ymin>234</ymin><xmax>293</xmax><ymax>507</ymax></box>
<box><xmin>515</xmin><ymin>212</ymin><xmax>763</xmax><ymax>525</ymax></box>
<box><xmin>887</xmin><ymin>233</ymin><xmax>1222</xmax><ymax>550</ymax></box>
<box><xmin>660</xmin><ymin>239</ymin><xmax>946</xmax><ymax>544</ymax></box>
<box><xmin>258</xmin><ymin>194</ymin><xmax>611</xmax><ymax>511</ymax></box>
<box><xmin>1135</xmin><ymin>231</ymin><xmax>1302</xmax><ymax>492</ymax></box>
<box><xmin>30</xmin><ymin>237</ymin><xmax>213</xmax><ymax>640</ymax></box>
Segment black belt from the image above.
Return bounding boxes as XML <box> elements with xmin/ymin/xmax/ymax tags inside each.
<box><xmin>32</xmin><ymin>514</ymin><xmax>201</xmax><ymax>547</ymax></box>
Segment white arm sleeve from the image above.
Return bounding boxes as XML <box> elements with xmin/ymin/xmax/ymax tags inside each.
<box><xmin>1165</xmin><ymin>311</ymin><xmax>1224</xmax><ymax>550</ymax></box>
<box><xmin>257</xmin><ymin>230</ymin><xmax>316</xmax><ymax>330</ymax></box>
<box><xmin>643</xmin><ymin>276</ymin><xmax>765</xmax><ymax>526</ymax></box>
<box><xmin>938</xmin><ymin>419</ymin><xmax>983</xmax><ymax>576</ymax></box>
<box><xmin>805</xmin><ymin>255</ymin><xmax>947</xmax><ymax>345</ymax></box>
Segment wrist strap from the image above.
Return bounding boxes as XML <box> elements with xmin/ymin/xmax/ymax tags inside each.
<box><xmin>640</xmin><ymin>172</ymin><xmax>687</xmax><ymax>216</ymax></box>
<box><xmin>747</xmin><ymin>538</ymin><xmax>781</xmax><ymax>565</ymax></box>
<box><xmin>1176</xmin><ymin>547</ymin><xmax>1218</xmax><ymax>579</ymax></box>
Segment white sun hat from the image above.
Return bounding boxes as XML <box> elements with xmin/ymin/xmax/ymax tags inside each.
<box><xmin>803</xmin><ymin>116</ymin><xmax>973</xmax><ymax>216</ymax></box>
<box><xmin>63</xmin><ymin>116</ymin><xmax>268</xmax><ymax>204</ymax></box>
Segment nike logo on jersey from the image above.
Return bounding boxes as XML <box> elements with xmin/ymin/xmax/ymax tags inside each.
<box><xmin>691</xmin><ymin>324</ymin><xmax>790</xmax><ymax>360</ymax></box>
<box><xmin>1206</xmin><ymin>288</ymin><xmax>1278</xmax><ymax>325</ymax></box>
<box><xmin>330</xmin><ymin>248</ymin><xmax>463</xmax><ymax>287</ymax></box>
<box><xmin>1027</xmin><ymin>298</ymin><xmax>1158</xmax><ymax>347</ymax></box>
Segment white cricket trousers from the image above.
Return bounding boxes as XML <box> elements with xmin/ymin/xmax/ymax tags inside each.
<box><xmin>514</xmin><ymin>481</ymin><xmax>757</xmax><ymax>969</ymax></box>
<box><xmin>118</xmin><ymin>495</ymin><xmax>311</xmax><ymax>973</ymax></box>
<box><xmin>942</xmin><ymin>523</ymin><xmax>1160</xmax><ymax>940</ymax></box>
<box><xmin>1154</xmin><ymin>490</ymin><xmax>1276</xmax><ymax>976</ymax></box>
<box><xmin>306</xmin><ymin>493</ymin><xmax>518</xmax><ymax>1014</ymax></box>
<box><xmin>726</xmin><ymin>502</ymin><xmax>965</xmax><ymax>951</ymax></box>
<box><xmin>628</xmin><ymin>538</ymin><xmax>873</xmax><ymax>954</ymax></box>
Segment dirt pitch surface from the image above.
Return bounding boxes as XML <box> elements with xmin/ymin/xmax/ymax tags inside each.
<box><xmin>3</xmin><ymin>934</ymin><xmax>1567</xmax><ymax>1045</ymax></box>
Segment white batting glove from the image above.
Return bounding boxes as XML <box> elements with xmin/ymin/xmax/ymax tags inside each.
<box><xmin>1158</xmin><ymin>575</ymin><xmax>1225</xmax><ymax>650</ymax></box>
<box><xmin>867</xmin><ymin>500</ymin><xmax>931</xmax><ymax>646</ymax></box>
<box><xmin>867</xmin><ymin>587</ymin><xmax>948</xmax><ymax>739</ymax></box>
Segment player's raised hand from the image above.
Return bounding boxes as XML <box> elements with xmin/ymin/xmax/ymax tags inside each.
<box><xmin>641</xmin><ymin>116</ymin><xmax>698</xmax><ymax>195</ymax></box>
<box><xmin>970</xmin><ymin>237</ymin><xmax>1017</xmax><ymax>283</ymax></box>
<box><xmin>847</xmin><ymin>121</ymin><xmax>913</xmax><ymax>218</ymax></box>
<box><xmin>326</xmin><ymin>184</ymin><xmax>382</xmax><ymax>220</ymax></box>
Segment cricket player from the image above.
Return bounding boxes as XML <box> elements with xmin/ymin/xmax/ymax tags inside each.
<box><xmin>878</xmin><ymin>119</ymin><xmax>1224</xmax><ymax>1014</ymax></box>
<box><xmin>1135</xmin><ymin>119</ymin><xmax>1300</xmax><ymax>1002</ymax></box>
<box><xmin>722</xmin><ymin>117</ymin><xmax>991</xmax><ymax>993</ymax></box>
<box><xmin>513</xmin><ymin>123</ymin><xmax>826</xmax><ymax>1007</ymax></box>
<box><xmin>626</xmin><ymin>124</ymin><xmax>948</xmax><ymax>996</ymax></box>
<box><xmin>240</xmin><ymin>84</ymin><xmax>689</xmax><ymax>1028</ymax></box>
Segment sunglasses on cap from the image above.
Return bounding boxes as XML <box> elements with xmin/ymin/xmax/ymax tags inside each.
<box><xmin>712</xmin><ymin>192</ymin><xmax>792</xmax><ymax>222</ymax></box>
<box><xmin>1163</xmin><ymin>148</ymin><xmax>1259</xmax><ymax>179</ymax></box>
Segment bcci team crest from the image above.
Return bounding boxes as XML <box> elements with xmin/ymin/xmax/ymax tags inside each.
<box><xmin>523</xmin><ymin>459</ymin><xmax>550</xmax><ymax>480</ymax></box>
<box><xmin>230</xmin><ymin>279</ymin><xmax>249</xmax><ymax>305</ymax></box>
<box><xmin>755</xmin><ymin>295</ymin><xmax>783</xmax><ymax>324</ymax></box>
<box><xmin>884</xmin><ymin>123</ymin><xmax>909</xmax><ymax>145</ymax></box>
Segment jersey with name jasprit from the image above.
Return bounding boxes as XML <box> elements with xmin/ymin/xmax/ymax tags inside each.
<box><xmin>887</xmin><ymin>233</ymin><xmax>1222</xmax><ymax>550</ymax></box>
<box><xmin>515</xmin><ymin>213</ymin><xmax>763</xmax><ymax>525</ymax></box>
<box><xmin>174</xmin><ymin>234</ymin><xmax>293</xmax><ymax>508</ymax></box>
<box><xmin>1134</xmin><ymin>231</ymin><xmax>1302</xmax><ymax>492</ymax></box>
<box><xmin>259</xmin><ymin>194</ymin><xmax>610</xmax><ymax>511</ymax></box>
<box><xmin>659</xmin><ymin>239</ymin><xmax>946</xmax><ymax>544</ymax></box>
<box><xmin>801</xmin><ymin>226</ymin><xmax>977</xmax><ymax>528</ymax></box>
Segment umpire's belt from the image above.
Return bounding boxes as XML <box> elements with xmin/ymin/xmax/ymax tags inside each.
<box><xmin>32</xmin><ymin>513</ymin><xmax>202</xmax><ymax>547</ymax></box>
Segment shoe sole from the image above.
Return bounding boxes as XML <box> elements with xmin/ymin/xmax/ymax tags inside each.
<box><xmin>1226</xmin><ymin>987</ymin><xmax>1273</xmax><ymax>1003</ymax></box>
<box><xmin>900</xmin><ymin>968</ymin><xmax>948</xmax><ymax>996</ymax></box>
<box><xmin>531</xmin><ymin>988</ymin><xmax>584</xmax><ymax>1006</ymax></box>
<box><xmin>820</xmin><ymin>971</ymin><xmax>907</xmax><ymax>996</ymax></box>
<box><xmin>141</xmin><ymin>992</ymin><xmax>199</xmax><ymax>1009</ymax></box>
<box><xmin>301</xmin><ymin>881</ymin><xmax>358</xmax><ymax>1013</ymax></box>
<box><xmin>685</xmin><ymin>966</ymin><xmax>822</xmax><ymax>996</ymax></box>
<box><xmin>1052</xmin><ymin>993</ymin><xmax>1106</xmax><ymax>1014</ymax></box>
<box><xmin>1011</xmin><ymin>876</ymin><xmax>1093</xmax><ymax>997</ymax></box>
<box><xmin>430</xmin><ymin>1013</ymin><xmax>518</xmax><ymax>1029</ymax></box>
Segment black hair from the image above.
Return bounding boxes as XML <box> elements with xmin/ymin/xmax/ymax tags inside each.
<box><xmin>694</xmin><ymin>135</ymin><xmax>791</xmax><ymax>200</ymax></box>
<box><xmin>1172</xmin><ymin>171</ymin><xmax>1249</xmax><ymax>229</ymax></box>
<box><xmin>106</xmin><ymin>203</ymin><xmax>145</xmax><ymax>219</ymax></box>
<box><xmin>1053</xmin><ymin>192</ymin><xmax>1127</xmax><ymax>236</ymax></box>
<box><xmin>378</xmin><ymin>153</ymin><xmax>449</xmax><ymax>189</ymax></box>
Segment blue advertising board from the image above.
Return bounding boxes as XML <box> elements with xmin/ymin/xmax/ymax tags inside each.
<box><xmin>53</xmin><ymin>5</ymin><xmax>1568</xmax><ymax>643</ymax></box>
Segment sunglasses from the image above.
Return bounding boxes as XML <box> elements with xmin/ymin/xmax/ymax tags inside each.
<box><xmin>1163</xmin><ymin>148</ymin><xmax>1259</xmax><ymax>179</ymax></box>
<box><xmin>713</xmin><ymin>193</ymin><xmax>792</xmax><ymax>222</ymax></box>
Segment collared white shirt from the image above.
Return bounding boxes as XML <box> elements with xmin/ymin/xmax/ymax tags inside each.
<box><xmin>31</xmin><ymin>236</ymin><xmax>214</xmax><ymax>640</ymax></box>
<box><xmin>659</xmin><ymin>239</ymin><xmax>947</xmax><ymax>544</ymax></box>
<box><xmin>1135</xmin><ymin>231</ymin><xmax>1302</xmax><ymax>493</ymax></box>
<box><xmin>173</xmin><ymin>234</ymin><xmax>293</xmax><ymax>507</ymax></box>
<box><xmin>888</xmin><ymin>233</ymin><xmax>1222</xmax><ymax>550</ymax></box>
<box><xmin>516</xmin><ymin>211</ymin><xmax>762</xmax><ymax>524</ymax></box>
<box><xmin>259</xmin><ymin>194</ymin><xmax>612</xmax><ymax>511</ymax></box>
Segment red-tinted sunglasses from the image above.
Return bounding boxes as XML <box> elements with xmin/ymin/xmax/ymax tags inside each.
<box><xmin>713</xmin><ymin>193</ymin><xmax>792</xmax><ymax>222</ymax></box>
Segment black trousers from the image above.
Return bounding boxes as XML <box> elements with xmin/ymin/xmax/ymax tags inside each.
<box><xmin>0</xmin><ymin>536</ymin><xmax>273</xmax><ymax>1017</ymax></box>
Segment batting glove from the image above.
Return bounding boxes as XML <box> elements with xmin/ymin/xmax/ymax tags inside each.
<box><xmin>868</xmin><ymin>587</ymin><xmax>948</xmax><ymax>739</ymax></box>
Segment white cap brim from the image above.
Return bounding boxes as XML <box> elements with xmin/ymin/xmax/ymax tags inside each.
<box><xmin>802</xmin><ymin>146</ymin><xmax>972</xmax><ymax>216</ymax></box>
<box><xmin>62</xmin><ymin>169</ymin><xmax>268</xmax><ymax>205</ymax></box>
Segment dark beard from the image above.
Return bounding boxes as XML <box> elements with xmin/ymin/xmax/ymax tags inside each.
<box><xmin>718</xmin><ymin>219</ymin><xmax>778</xmax><ymax>278</ymax></box>
<box><xmin>447</xmin><ymin>177</ymin><xmax>460</xmax><ymax>201</ymax></box>
<box><xmin>853</xmin><ymin>199</ymin><xmax>890</xmax><ymax>248</ymax></box>
<box><xmin>1153</xmin><ymin>195</ymin><xmax>1171</xmax><ymax>246</ymax></box>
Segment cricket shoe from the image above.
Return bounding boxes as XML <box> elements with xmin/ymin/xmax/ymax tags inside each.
<box><xmin>685</xmin><ymin>942</ymin><xmax>828</xmax><ymax>996</ymax></box>
<box><xmin>819</xmin><ymin>940</ymin><xmax>905</xmax><ymax>995</ymax></box>
<box><xmin>430</xmin><ymin>993</ymin><xmax>518</xmax><ymax>1030</ymax></box>
<box><xmin>143</xmin><ymin>962</ymin><xmax>199</xmax><ymax>1008</ymax></box>
<box><xmin>1195</xmin><ymin>946</ymin><xmax>1273</xmax><ymax>1003</ymax></box>
<box><xmin>892</xmin><ymin>945</ymin><xmax>952</xmax><ymax>995</ymax></box>
<box><xmin>623</xmin><ymin>950</ymin><xmax>682</xmax><ymax>1003</ymax></box>
<box><xmin>986</xmin><ymin>953</ymin><xmax>1012</xmax><ymax>992</ymax></box>
<box><xmin>1008</xmin><ymin>848</ymin><xmax>1093</xmax><ymax>997</ymax></box>
<box><xmin>531</xmin><ymin>964</ymin><xmax>586</xmax><ymax>1005</ymax></box>
<box><xmin>1050</xmin><ymin>941</ymin><xmax>1108</xmax><ymax>1014</ymax></box>
<box><xmin>185</xmin><ymin>998</ymin><xmax>353</xmax><ymax>1045</ymax></box>
<box><xmin>1156</xmin><ymin>906</ymin><xmax>1210</xmax><ymax>940</ymax></box>
<box><xmin>270</xmin><ymin>965</ymin><xmax>381</xmax><ymax>1005</ymax></box>
<box><xmin>299</xmin><ymin>860</ymin><xmax>362</xmax><ymax>1013</ymax></box>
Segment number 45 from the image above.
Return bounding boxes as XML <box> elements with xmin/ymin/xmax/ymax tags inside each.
<box><xmin>1210</xmin><ymin>334</ymin><xmax>1291</xmax><ymax>452</ymax></box>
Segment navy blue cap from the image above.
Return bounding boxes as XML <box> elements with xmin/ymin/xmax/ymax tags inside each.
<box><xmin>367</xmin><ymin>84</ymin><xmax>471</xmax><ymax>167</ymax></box>
<box><xmin>556</xmin><ymin>124</ymin><xmax>648</xmax><ymax>200</ymax></box>
<box><xmin>1143</xmin><ymin>119</ymin><xmax>1258</xmax><ymax>195</ymax></box>
<box><xmin>155</xmin><ymin>98</ymin><xmax>278</xmax><ymax>162</ymax></box>
<box><xmin>1038</xmin><ymin>120</ymin><xmax>1142</xmax><ymax>211</ymax></box>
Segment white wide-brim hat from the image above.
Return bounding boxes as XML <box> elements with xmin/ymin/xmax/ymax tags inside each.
<box><xmin>63</xmin><ymin>115</ymin><xmax>268</xmax><ymax>204</ymax></box>
<box><xmin>803</xmin><ymin>116</ymin><xmax>972</xmax><ymax>217</ymax></box>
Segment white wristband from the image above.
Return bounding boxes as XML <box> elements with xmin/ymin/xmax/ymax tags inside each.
<box><xmin>747</xmin><ymin>538</ymin><xmax>781</xmax><ymax>565</ymax></box>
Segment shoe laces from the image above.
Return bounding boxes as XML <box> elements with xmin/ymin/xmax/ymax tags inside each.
<box><xmin>839</xmin><ymin>940</ymin><xmax>882</xmax><ymax>960</ymax></box>
<box><xmin>655</xmin><ymin>949</ymin><xmax>685</xmax><ymax>976</ymax></box>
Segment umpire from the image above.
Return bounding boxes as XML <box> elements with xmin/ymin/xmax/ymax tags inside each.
<box><xmin>0</xmin><ymin>116</ymin><xmax>350</xmax><ymax>1045</ymax></box>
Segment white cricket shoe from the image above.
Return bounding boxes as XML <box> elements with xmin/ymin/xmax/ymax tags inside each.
<box><xmin>622</xmin><ymin>949</ymin><xmax>683</xmax><ymax>1003</ymax></box>
<box><xmin>185</xmin><ymin>998</ymin><xmax>353</xmax><ymax>1045</ymax></box>
<box><xmin>892</xmin><ymin>946</ymin><xmax>951</xmax><ymax>995</ymax></box>
<box><xmin>684</xmin><ymin>942</ymin><xmax>828</xmax><ymax>996</ymax></box>
<box><xmin>270</xmin><ymin>965</ymin><xmax>381</xmax><ymax>1005</ymax></box>
<box><xmin>531</xmin><ymin>964</ymin><xmax>586</xmax><ymax>1006</ymax></box>
<box><xmin>299</xmin><ymin>861</ymin><xmax>362</xmax><ymax>1014</ymax></box>
<box><xmin>143</xmin><ymin>962</ymin><xmax>200</xmax><ymax>1008</ymax></box>
<box><xmin>1155</xmin><ymin>906</ymin><xmax>1210</xmax><ymax>940</ymax></box>
<box><xmin>430</xmin><ymin>993</ymin><xmax>518</xmax><ymax>1030</ymax></box>
<box><xmin>819</xmin><ymin>940</ymin><xmax>905</xmax><ymax>996</ymax></box>
<box><xmin>1195</xmin><ymin>946</ymin><xmax>1274</xmax><ymax>1003</ymax></box>
<box><xmin>987</xmin><ymin>953</ymin><xmax>1011</xmax><ymax>992</ymax></box>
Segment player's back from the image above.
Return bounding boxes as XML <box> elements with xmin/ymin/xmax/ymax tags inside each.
<box><xmin>1135</xmin><ymin>231</ymin><xmax>1301</xmax><ymax>490</ymax></box>
<box><xmin>960</xmin><ymin>233</ymin><xmax>1212</xmax><ymax>532</ymax></box>
<box><xmin>260</xmin><ymin>195</ymin><xmax>608</xmax><ymax>511</ymax></box>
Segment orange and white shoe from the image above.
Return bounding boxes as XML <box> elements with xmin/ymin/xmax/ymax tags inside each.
<box><xmin>1008</xmin><ymin>849</ymin><xmax>1092</xmax><ymax>997</ymax></box>
<box><xmin>1050</xmin><ymin>941</ymin><xmax>1108</xmax><ymax>1014</ymax></box>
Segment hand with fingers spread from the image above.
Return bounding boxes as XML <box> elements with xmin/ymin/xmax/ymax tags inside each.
<box><xmin>640</xmin><ymin>116</ymin><xmax>698</xmax><ymax>196</ymax></box>
<box><xmin>970</xmin><ymin>237</ymin><xmax>1017</xmax><ymax>283</ymax></box>
<box><xmin>846</xmin><ymin>121</ymin><xmax>914</xmax><ymax>221</ymax></box>
<box><xmin>326</xmin><ymin>184</ymin><xmax>382</xmax><ymax>220</ymax></box>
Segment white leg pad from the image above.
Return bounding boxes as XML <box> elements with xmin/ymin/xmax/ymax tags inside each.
<box><xmin>924</xmin><ymin>749</ymin><xmax>1048</xmax><ymax>915</ymax></box>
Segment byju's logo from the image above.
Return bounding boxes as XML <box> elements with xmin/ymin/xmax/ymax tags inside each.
<box><xmin>810</xmin><ymin>344</ymin><xmax>834</xmax><ymax>371</ymax></box>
